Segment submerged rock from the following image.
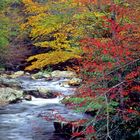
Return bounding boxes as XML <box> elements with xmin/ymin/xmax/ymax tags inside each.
<box><xmin>0</xmin><ymin>87</ymin><xmax>23</xmax><ymax>104</ymax></box>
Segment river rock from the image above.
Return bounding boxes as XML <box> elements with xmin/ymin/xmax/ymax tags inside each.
<box><xmin>51</xmin><ymin>71</ymin><xmax>77</xmax><ymax>78</ymax></box>
<box><xmin>9</xmin><ymin>71</ymin><xmax>24</xmax><ymax>78</ymax></box>
<box><xmin>0</xmin><ymin>71</ymin><xmax>13</xmax><ymax>78</ymax></box>
<box><xmin>0</xmin><ymin>77</ymin><xmax>21</xmax><ymax>88</ymax></box>
<box><xmin>37</xmin><ymin>87</ymin><xmax>58</xmax><ymax>98</ymax></box>
<box><xmin>0</xmin><ymin>87</ymin><xmax>23</xmax><ymax>103</ymax></box>
<box><xmin>25</xmin><ymin>72</ymin><xmax>30</xmax><ymax>76</ymax></box>
<box><xmin>68</xmin><ymin>78</ymin><xmax>82</xmax><ymax>86</ymax></box>
<box><xmin>37</xmin><ymin>87</ymin><xmax>50</xmax><ymax>94</ymax></box>
<box><xmin>0</xmin><ymin>100</ymin><xmax>8</xmax><ymax>106</ymax></box>
<box><xmin>43</xmin><ymin>73</ymin><xmax>52</xmax><ymax>81</ymax></box>
<box><xmin>31</xmin><ymin>72</ymin><xmax>52</xmax><ymax>80</ymax></box>
<box><xmin>24</xmin><ymin>95</ymin><xmax>32</xmax><ymax>101</ymax></box>
<box><xmin>59</xmin><ymin>81</ymin><xmax>70</xmax><ymax>88</ymax></box>
<box><xmin>43</xmin><ymin>73</ymin><xmax>51</xmax><ymax>78</ymax></box>
<box><xmin>0</xmin><ymin>74</ymin><xmax>9</xmax><ymax>78</ymax></box>
<box><xmin>54</xmin><ymin>120</ymin><xmax>85</xmax><ymax>137</ymax></box>
<box><xmin>31</xmin><ymin>72</ymin><xmax>43</xmax><ymax>79</ymax></box>
<box><xmin>24</xmin><ymin>89</ymin><xmax>58</xmax><ymax>99</ymax></box>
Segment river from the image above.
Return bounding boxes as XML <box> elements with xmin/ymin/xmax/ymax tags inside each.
<box><xmin>0</xmin><ymin>77</ymin><xmax>89</xmax><ymax>140</ymax></box>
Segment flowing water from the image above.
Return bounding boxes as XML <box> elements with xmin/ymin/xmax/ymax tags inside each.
<box><xmin>0</xmin><ymin>77</ymin><xmax>88</xmax><ymax>140</ymax></box>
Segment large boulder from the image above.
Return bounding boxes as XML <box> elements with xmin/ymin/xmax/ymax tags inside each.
<box><xmin>0</xmin><ymin>87</ymin><xmax>23</xmax><ymax>104</ymax></box>
<box><xmin>51</xmin><ymin>71</ymin><xmax>77</xmax><ymax>78</ymax></box>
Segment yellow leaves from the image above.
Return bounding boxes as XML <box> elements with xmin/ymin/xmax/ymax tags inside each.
<box><xmin>93</xmin><ymin>12</ymin><xmax>105</xmax><ymax>17</ymax></box>
<box><xmin>22</xmin><ymin>0</ymin><xmax>83</xmax><ymax>70</ymax></box>
<box><xmin>25</xmin><ymin>50</ymin><xmax>80</xmax><ymax>70</ymax></box>
<box><xmin>20</xmin><ymin>23</ymin><xmax>28</xmax><ymax>31</ymax></box>
<box><xmin>28</xmin><ymin>13</ymin><xmax>46</xmax><ymax>26</ymax></box>
<box><xmin>34</xmin><ymin>32</ymin><xmax>71</xmax><ymax>50</ymax></box>
<box><xmin>30</xmin><ymin>26</ymin><xmax>52</xmax><ymax>38</ymax></box>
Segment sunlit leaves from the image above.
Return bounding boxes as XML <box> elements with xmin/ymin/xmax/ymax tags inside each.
<box><xmin>21</xmin><ymin>0</ymin><xmax>85</xmax><ymax>70</ymax></box>
<box><xmin>25</xmin><ymin>50</ymin><xmax>80</xmax><ymax>70</ymax></box>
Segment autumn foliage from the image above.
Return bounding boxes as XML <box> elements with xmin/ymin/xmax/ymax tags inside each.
<box><xmin>20</xmin><ymin>0</ymin><xmax>140</xmax><ymax>139</ymax></box>
<box><xmin>21</xmin><ymin>0</ymin><xmax>83</xmax><ymax>70</ymax></box>
<box><xmin>0</xmin><ymin>0</ymin><xmax>139</xmax><ymax>139</ymax></box>
<box><xmin>63</xmin><ymin>1</ymin><xmax>140</xmax><ymax>139</ymax></box>
<box><xmin>21</xmin><ymin>0</ymin><xmax>115</xmax><ymax>71</ymax></box>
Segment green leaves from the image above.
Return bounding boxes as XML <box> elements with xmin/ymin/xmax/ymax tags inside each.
<box><xmin>0</xmin><ymin>15</ymin><xmax>10</xmax><ymax>48</ymax></box>
<box><xmin>109</xmin><ymin>101</ymin><xmax>119</xmax><ymax>107</ymax></box>
<box><xmin>0</xmin><ymin>0</ymin><xmax>20</xmax><ymax>10</ymax></box>
<box><xmin>0</xmin><ymin>37</ymin><xmax>9</xmax><ymax>48</ymax></box>
<box><xmin>101</xmin><ymin>55</ymin><xmax>116</xmax><ymax>63</ymax></box>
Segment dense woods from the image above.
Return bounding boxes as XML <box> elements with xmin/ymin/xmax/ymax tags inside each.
<box><xmin>0</xmin><ymin>0</ymin><xmax>140</xmax><ymax>140</ymax></box>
